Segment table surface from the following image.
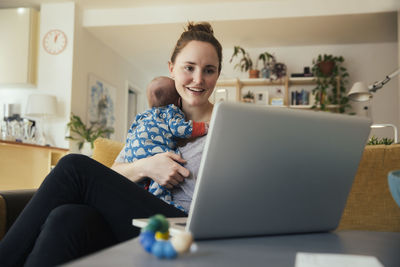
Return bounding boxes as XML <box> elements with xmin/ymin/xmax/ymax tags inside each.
<box><xmin>0</xmin><ymin>139</ymin><xmax>68</xmax><ymax>151</ymax></box>
<box><xmin>65</xmin><ymin>231</ymin><xmax>400</xmax><ymax>267</ymax></box>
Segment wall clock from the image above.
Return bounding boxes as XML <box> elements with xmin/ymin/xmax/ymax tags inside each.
<box><xmin>42</xmin><ymin>29</ymin><xmax>67</xmax><ymax>55</ymax></box>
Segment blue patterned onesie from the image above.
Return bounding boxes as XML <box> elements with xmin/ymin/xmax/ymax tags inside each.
<box><xmin>123</xmin><ymin>104</ymin><xmax>207</xmax><ymax>212</ymax></box>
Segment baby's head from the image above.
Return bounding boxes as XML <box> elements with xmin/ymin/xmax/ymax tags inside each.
<box><xmin>147</xmin><ymin>76</ymin><xmax>179</xmax><ymax>108</ymax></box>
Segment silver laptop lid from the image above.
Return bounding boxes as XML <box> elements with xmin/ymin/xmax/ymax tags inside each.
<box><xmin>187</xmin><ymin>102</ymin><xmax>371</xmax><ymax>239</ymax></box>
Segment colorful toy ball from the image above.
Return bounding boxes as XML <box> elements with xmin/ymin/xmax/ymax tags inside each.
<box><xmin>138</xmin><ymin>214</ymin><xmax>193</xmax><ymax>259</ymax></box>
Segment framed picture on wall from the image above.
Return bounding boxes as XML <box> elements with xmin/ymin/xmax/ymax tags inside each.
<box><xmin>255</xmin><ymin>91</ymin><xmax>269</xmax><ymax>105</ymax></box>
<box><xmin>87</xmin><ymin>73</ymin><xmax>116</xmax><ymax>137</ymax></box>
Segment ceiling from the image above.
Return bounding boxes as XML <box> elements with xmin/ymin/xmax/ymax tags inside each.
<box><xmin>86</xmin><ymin>12</ymin><xmax>397</xmax><ymax>76</ymax></box>
<box><xmin>0</xmin><ymin>0</ymin><xmax>399</xmax><ymax>78</ymax></box>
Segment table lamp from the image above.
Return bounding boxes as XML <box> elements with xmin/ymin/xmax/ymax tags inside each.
<box><xmin>348</xmin><ymin>68</ymin><xmax>400</xmax><ymax>101</ymax></box>
<box><xmin>348</xmin><ymin>67</ymin><xmax>400</xmax><ymax>142</ymax></box>
<box><xmin>25</xmin><ymin>94</ymin><xmax>57</xmax><ymax>146</ymax></box>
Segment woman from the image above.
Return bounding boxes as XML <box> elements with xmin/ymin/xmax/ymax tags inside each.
<box><xmin>0</xmin><ymin>21</ymin><xmax>222</xmax><ymax>266</ymax></box>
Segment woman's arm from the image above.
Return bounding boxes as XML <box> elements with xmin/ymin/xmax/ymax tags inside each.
<box><xmin>111</xmin><ymin>152</ymin><xmax>190</xmax><ymax>189</ymax></box>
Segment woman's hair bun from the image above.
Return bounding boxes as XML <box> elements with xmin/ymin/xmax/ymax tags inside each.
<box><xmin>186</xmin><ymin>22</ymin><xmax>214</xmax><ymax>35</ymax></box>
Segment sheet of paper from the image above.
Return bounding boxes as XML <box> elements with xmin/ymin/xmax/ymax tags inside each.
<box><xmin>295</xmin><ymin>252</ymin><xmax>384</xmax><ymax>267</ymax></box>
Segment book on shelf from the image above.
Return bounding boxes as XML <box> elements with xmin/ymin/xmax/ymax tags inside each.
<box><xmin>291</xmin><ymin>89</ymin><xmax>310</xmax><ymax>105</ymax></box>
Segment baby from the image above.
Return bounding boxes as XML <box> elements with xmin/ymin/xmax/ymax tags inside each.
<box><xmin>123</xmin><ymin>76</ymin><xmax>208</xmax><ymax>211</ymax></box>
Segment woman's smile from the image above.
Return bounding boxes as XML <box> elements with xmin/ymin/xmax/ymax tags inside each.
<box><xmin>186</xmin><ymin>86</ymin><xmax>206</xmax><ymax>94</ymax></box>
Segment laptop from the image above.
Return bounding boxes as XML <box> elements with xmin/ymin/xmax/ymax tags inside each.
<box><xmin>133</xmin><ymin>101</ymin><xmax>371</xmax><ymax>240</ymax></box>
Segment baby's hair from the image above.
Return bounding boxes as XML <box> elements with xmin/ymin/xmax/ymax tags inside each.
<box><xmin>170</xmin><ymin>21</ymin><xmax>222</xmax><ymax>74</ymax></box>
<box><xmin>147</xmin><ymin>76</ymin><xmax>179</xmax><ymax>108</ymax></box>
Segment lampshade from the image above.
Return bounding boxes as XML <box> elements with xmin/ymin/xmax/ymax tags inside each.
<box><xmin>347</xmin><ymin>82</ymin><xmax>373</xmax><ymax>102</ymax></box>
<box><xmin>25</xmin><ymin>94</ymin><xmax>57</xmax><ymax>117</ymax></box>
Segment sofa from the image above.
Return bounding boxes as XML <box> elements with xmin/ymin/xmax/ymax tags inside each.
<box><xmin>1</xmin><ymin>139</ymin><xmax>399</xmax><ymax>240</ymax></box>
<box><xmin>0</xmin><ymin>138</ymin><xmax>124</xmax><ymax>240</ymax></box>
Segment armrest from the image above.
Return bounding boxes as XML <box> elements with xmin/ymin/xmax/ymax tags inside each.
<box><xmin>0</xmin><ymin>189</ymin><xmax>36</xmax><ymax>240</ymax></box>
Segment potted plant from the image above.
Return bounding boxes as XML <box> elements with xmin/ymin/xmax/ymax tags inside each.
<box><xmin>311</xmin><ymin>54</ymin><xmax>350</xmax><ymax>113</ymax></box>
<box><xmin>230</xmin><ymin>46</ymin><xmax>275</xmax><ymax>79</ymax></box>
<box><xmin>259</xmin><ymin>52</ymin><xmax>276</xmax><ymax>79</ymax></box>
<box><xmin>367</xmin><ymin>136</ymin><xmax>394</xmax><ymax>145</ymax></box>
<box><xmin>66</xmin><ymin>113</ymin><xmax>114</xmax><ymax>154</ymax></box>
<box><xmin>242</xmin><ymin>90</ymin><xmax>255</xmax><ymax>103</ymax></box>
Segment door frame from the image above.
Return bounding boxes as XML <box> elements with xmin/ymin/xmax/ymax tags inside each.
<box><xmin>124</xmin><ymin>80</ymin><xmax>142</xmax><ymax>136</ymax></box>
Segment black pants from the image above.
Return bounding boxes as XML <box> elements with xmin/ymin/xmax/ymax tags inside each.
<box><xmin>0</xmin><ymin>154</ymin><xmax>186</xmax><ymax>266</ymax></box>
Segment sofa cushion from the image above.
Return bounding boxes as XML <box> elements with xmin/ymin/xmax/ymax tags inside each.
<box><xmin>92</xmin><ymin>137</ymin><xmax>125</xmax><ymax>168</ymax></box>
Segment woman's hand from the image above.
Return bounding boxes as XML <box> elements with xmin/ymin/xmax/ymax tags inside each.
<box><xmin>111</xmin><ymin>152</ymin><xmax>190</xmax><ymax>189</ymax></box>
<box><xmin>144</xmin><ymin>152</ymin><xmax>190</xmax><ymax>189</ymax></box>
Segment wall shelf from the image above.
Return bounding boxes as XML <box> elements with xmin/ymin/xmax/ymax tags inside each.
<box><xmin>215</xmin><ymin>76</ymin><xmax>340</xmax><ymax>111</ymax></box>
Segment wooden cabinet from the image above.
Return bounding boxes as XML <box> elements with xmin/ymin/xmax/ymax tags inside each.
<box><xmin>0</xmin><ymin>8</ymin><xmax>39</xmax><ymax>86</ymax></box>
<box><xmin>215</xmin><ymin>76</ymin><xmax>340</xmax><ymax>111</ymax></box>
<box><xmin>0</xmin><ymin>140</ymin><xmax>68</xmax><ymax>190</ymax></box>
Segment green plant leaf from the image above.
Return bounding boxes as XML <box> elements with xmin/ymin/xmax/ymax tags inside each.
<box><xmin>66</xmin><ymin>113</ymin><xmax>115</xmax><ymax>148</ymax></box>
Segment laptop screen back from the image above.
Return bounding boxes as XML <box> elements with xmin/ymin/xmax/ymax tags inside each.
<box><xmin>187</xmin><ymin>102</ymin><xmax>371</xmax><ymax>239</ymax></box>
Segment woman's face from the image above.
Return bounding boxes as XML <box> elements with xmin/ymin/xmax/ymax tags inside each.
<box><xmin>169</xmin><ymin>41</ymin><xmax>220</xmax><ymax>107</ymax></box>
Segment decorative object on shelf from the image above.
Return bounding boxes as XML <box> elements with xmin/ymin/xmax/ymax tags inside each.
<box><xmin>88</xmin><ymin>74</ymin><xmax>116</xmax><ymax>135</ymax></box>
<box><xmin>304</xmin><ymin>67</ymin><xmax>312</xmax><ymax>77</ymax></box>
<box><xmin>292</xmin><ymin>67</ymin><xmax>313</xmax><ymax>78</ymax></box>
<box><xmin>367</xmin><ymin>136</ymin><xmax>394</xmax><ymax>145</ymax></box>
<box><xmin>255</xmin><ymin>92</ymin><xmax>269</xmax><ymax>105</ymax></box>
<box><xmin>229</xmin><ymin>46</ymin><xmax>275</xmax><ymax>79</ymax></box>
<box><xmin>242</xmin><ymin>90</ymin><xmax>255</xmax><ymax>103</ymax></box>
<box><xmin>270</xmin><ymin>88</ymin><xmax>284</xmax><ymax>106</ymax></box>
<box><xmin>42</xmin><ymin>29</ymin><xmax>67</xmax><ymax>55</ymax></box>
<box><xmin>25</xmin><ymin>94</ymin><xmax>57</xmax><ymax>146</ymax></box>
<box><xmin>139</xmin><ymin>214</ymin><xmax>193</xmax><ymax>259</ymax></box>
<box><xmin>348</xmin><ymin>68</ymin><xmax>400</xmax><ymax>102</ymax></box>
<box><xmin>370</xmin><ymin>124</ymin><xmax>398</xmax><ymax>144</ymax></box>
<box><xmin>2</xmin><ymin>103</ymin><xmax>28</xmax><ymax>142</ymax></box>
<box><xmin>271</xmin><ymin>62</ymin><xmax>287</xmax><ymax>80</ymax></box>
<box><xmin>66</xmin><ymin>113</ymin><xmax>114</xmax><ymax>155</ymax></box>
<box><xmin>311</xmin><ymin>54</ymin><xmax>350</xmax><ymax>113</ymax></box>
<box><xmin>3</xmin><ymin>103</ymin><xmax>21</xmax><ymax>122</ymax></box>
<box><xmin>259</xmin><ymin>52</ymin><xmax>276</xmax><ymax>79</ymax></box>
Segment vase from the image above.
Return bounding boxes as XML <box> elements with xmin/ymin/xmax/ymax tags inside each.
<box><xmin>249</xmin><ymin>69</ymin><xmax>260</xmax><ymax>78</ymax></box>
<box><xmin>81</xmin><ymin>141</ymin><xmax>93</xmax><ymax>157</ymax></box>
<box><xmin>318</xmin><ymin>61</ymin><xmax>334</xmax><ymax>76</ymax></box>
<box><xmin>388</xmin><ymin>170</ymin><xmax>400</xmax><ymax>208</ymax></box>
<box><xmin>243</xmin><ymin>97</ymin><xmax>254</xmax><ymax>103</ymax></box>
<box><xmin>261</xmin><ymin>67</ymin><xmax>270</xmax><ymax>78</ymax></box>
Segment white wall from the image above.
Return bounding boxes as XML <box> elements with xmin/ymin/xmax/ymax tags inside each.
<box><xmin>221</xmin><ymin>42</ymin><xmax>399</xmax><ymax>140</ymax></box>
<box><xmin>38</xmin><ymin>2</ymin><xmax>75</xmax><ymax>148</ymax></box>
<box><xmin>71</xmin><ymin>2</ymin><xmax>149</xmax><ymax>149</ymax></box>
<box><xmin>1</xmin><ymin>2</ymin><xmax>150</xmax><ymax>150</ymax></box>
